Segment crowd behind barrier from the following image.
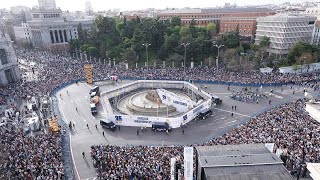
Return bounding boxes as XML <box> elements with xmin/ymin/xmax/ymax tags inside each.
<box><xmin>0</xmin><ymin>49</ymin><xmax>320</xmax><ymax>179</ymax></box>
<box><xmin>0</xmin><ymin>129</ymin><xmax>63</xmax><ymax>179</ymax></box>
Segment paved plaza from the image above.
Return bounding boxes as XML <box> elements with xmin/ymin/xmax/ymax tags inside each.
<box><xmin>56</xmin><ymin>80</ymin><xmax>312</xmax><ymax>179</ymax></box>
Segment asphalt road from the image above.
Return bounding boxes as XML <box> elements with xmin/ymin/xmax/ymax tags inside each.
<box><xmin>56</xmin><ymin>80</ymin><xmax>311</xmax><ymax>180</ymax></box>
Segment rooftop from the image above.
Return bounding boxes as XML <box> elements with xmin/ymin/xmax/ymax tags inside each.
<box><xmin>196</xmin><ymin>144</ymin><xmax>293</xmax><ymax>180</ymax></box>
<box><xmin>159</xmin><ymin>7</ymin><xmax>273</xmax><ymax>14</ymax></box>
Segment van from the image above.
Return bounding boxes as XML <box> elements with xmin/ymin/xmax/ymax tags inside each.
<box><xmin>152</xmin><ymin>122</ymin><xmax>171</xmax><ymax>132</ymax></box>
<box><xmin>90</xmin><ymin>103</ymin><xmax>98</xmax><ymax>115</ymax></box>
<box><xmin>100</xmin><ymin>120</ymin><xmax>116</xmax><ymax>131</ymax></box>
<box><xmin>212</xmin><ymin>96</ymin><xmax>222</xmax><ymax>105</ymax></box>
<box><xmin>198</xmin><ymin>109</ymin><xmax>213</xmax><ymax>120</ymax></box>
<box><xmin>90</xmin><ymin>86</ymin><xmax>100</xmax><ymax>97</ymax></box>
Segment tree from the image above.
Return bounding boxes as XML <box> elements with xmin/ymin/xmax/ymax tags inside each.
<box><xmin>206</xmin><ymin>23</ymin><xmax>216</xmax><ymax>37</ymax></box>
<box><xmin>259</xmin><ymin>36</ymin><xmax>271</xmax><ymax>48</ymax></box>
<box><xmin>287</xmin><ymin>41</ymin><xmax>319</xmax><ymax>65</ymax></box>
<box><xmin>122</xmin><ymin>48</ymin><xmax>136</xmax><ymax>63</ymax></box>
<box><xmin>222</xmin><ymin>32</ymin><xmax>240</xmax><ymax>48</ymax></box>
<box><xmin>171</xmin><ymin>16</ymin><xmax>181</xmax><ymax>27</ymax></box>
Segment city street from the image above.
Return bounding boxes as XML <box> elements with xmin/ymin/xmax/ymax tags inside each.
<box><xmin>56</xmin><ymin>80</ymin><xmax>311</xmax><ymax>179</ymax></box>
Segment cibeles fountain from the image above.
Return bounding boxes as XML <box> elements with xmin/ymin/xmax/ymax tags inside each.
<box><xmin>101</xmin><ymin>80</ymin><xmax>213</xmax><ymax>128</ymax></box>
<box><xmin>118</xmin><ymin>89</ymin><xmax>196</xmax><ymax>117</ymax></box>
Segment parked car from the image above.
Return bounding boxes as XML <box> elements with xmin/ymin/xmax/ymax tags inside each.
<box><xmin>90</xmin><ymin>103</ymin><xmax>98</xmax><ymax>115</ymax></box>
<box><xmin>152</xmin><ymin>122</ymin><xmax>171</xmax><ymax>132</ymax></box>
<box><xmin>90</xmin><ymin>86</ymin><xmax>100</xmax><ymax>98</ymax></box>
<box><xmin>100</xmin><ymin>120</ymin><xmax>116</xmax><ymax>131</ymax></box>
<box><xmin>198</xmin><ymin>109</ymin><xmax>213</xmax><ymax>120</ymax></box>
<box><xmin>212</xmin><ymin>95</ymin><xmax>222</xmax><ymax>105</ymax></box>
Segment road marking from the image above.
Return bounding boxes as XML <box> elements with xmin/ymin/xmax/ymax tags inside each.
<box><xmin>212</xmin><ymin>108</ymin><xmax>250</xmax><ymax>117</ymax></box>
<box><xmin>220</xmin><ymin>117</ymin><xmax>226</xmax><ymax>120</ymax></box>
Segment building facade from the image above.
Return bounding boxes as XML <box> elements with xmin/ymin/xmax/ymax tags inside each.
<box><xmin>158</xmin><ymin>7</ymin><xmax>274</xmax><ymax>36</ymax></box>
<box><xmin>0</xmin><ymin>21</ymin><xmax>20</xmax><ymax>86</ymax></box>
<box><xmin>312</xmin><ymin>21</ymin><xmax>320</xmax><ymax>45</ymax></box>
<box><xmin>255</xmin><ymin>14</ymin><xmax>317</xmax><ymax>54</ymax></box>
<box><xmin>14</xmin><ymin>23</ymin><xmax>32</xmax><ymax>43</ymax></box>
<box><xmin>38</xmin><ymin>0</ymin><xmax>57</xmax><ymax>10</ymax></box>
<box><xmin>28</xmin><ymin>6</ymin><xmax>94</xmax><ymax>47</ymax></box>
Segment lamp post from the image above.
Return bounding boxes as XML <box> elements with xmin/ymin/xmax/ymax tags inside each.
<box><xmin>142</xmin><ymin>43</ymin><xmax>151</xmax><ymax>68</ymax></box>
<box><xmin>213</xmin><ymin>43</ymin><xmax>224</xmax><ymax>70</ymax></box>
<box><xmin>181</xmin><ymin>42</ymin><xmax>190</xmax><ymax>74</ymax></box>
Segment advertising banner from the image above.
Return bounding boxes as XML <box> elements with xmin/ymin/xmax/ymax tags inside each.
<box><xmin>184</xmin><ymin>147</ymin><xmax>193</xmax><ymax>180</ymax></box>
<box><xmin>170</xmin><ymin>158</ymin><xmax>176</xmax><ymax>180</ymax></box>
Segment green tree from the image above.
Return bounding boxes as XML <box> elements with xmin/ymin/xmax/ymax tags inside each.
<box><xmin>259</xmin><ymin>36</ymin><xmax>271</xmax><ymax>48</ymax></box>
<box><xmin>171</xmin><ymin>16</ymin><xmax>181</xmax><ymax>27</ymax></box>
<box><xmin>206</xmin><ymin>23</ymin><xmax>216</xmax><ymax>37</ymax></box>
<box><xmin>222</xmin><ymin>32</ymin><xmax>240</xmax><ymax>48</ymax></box>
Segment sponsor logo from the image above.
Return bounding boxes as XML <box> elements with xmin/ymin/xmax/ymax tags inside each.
<box><xmin>137</xmin><ymin>117</ymin><xmax>148</xmax><ymax>120</ymax></box>
<box><xmin>134</xmin><ymin>120</ymin><xmax>152</xmax><ymax>123</ymax></box>
<box><xmin>162</xmin><ymin>95</ymin><xmax>166</xmax><ymax>100</ymax></box>
<box><xmin>115</xmin><ymin>116</ymin><xmax>122</xmax><ymax>121</ymax></box>
<box><xmin>193</xmin><ymin>105</ymin><xmax>204</xmax><ymax>114</ymax></box>
<box><xmin>173</xmin><ymin>100</ymin><xmax>187</xmax><ymax>106</ymax></box>
<box><xmin>183</xmin><ymin>114</ymin><xmax>187</xmax><ymax>121</ymax></box>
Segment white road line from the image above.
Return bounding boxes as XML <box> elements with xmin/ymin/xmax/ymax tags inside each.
<box><xmin>220</xmin><ymin>117</ymin><xmax>226</xmax><ymax>120</ymax></box>
<box><xmin>213</xmin><ymin>108</ymin><xmax>250</xmax><ymax>117</ymax></box>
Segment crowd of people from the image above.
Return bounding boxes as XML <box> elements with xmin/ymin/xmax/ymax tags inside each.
<box><xmin>0</xmin><ymin>49</ymin><xmax>320</xmax><ymax>179</ymax></box>
<box><xmin>230</xmin><ymin>87</ymin><xmax>267</xmax><ymax>103</ymax></box>
<box><xmin>0</xmin><ymin>129</ymin><xmax>63</xmax><ymax>179</ymax></box>
<box><xmin>1</xmin><ymin>49</ymin><xmax>320</xmax><ymax>107</ymax></box>
<box><xmin>91</xmin><ymin>145</ymin><xmax>187</xmax><ymax>179</ymax></box>
<box><xmin>91</xmin><ymin>99</ymin><xmax>319</xmax><ymax>179</ymax></box>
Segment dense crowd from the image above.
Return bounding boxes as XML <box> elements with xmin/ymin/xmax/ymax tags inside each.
<box><xmin>1</xmin><ymin>49</ymin><xmax>320</xmax><ymax>179</ymax></box>
<box><xmin>91</xmin><ymin>145</ymin><xmax>186</xmax><ymax>179</ymax></box>
<box><xmin>91</xmin><ymin>99</ymin><xmax>320</xmax><ymax>178</ymax></box>
<box><xmin>1</xmin><ymin>49</ymin><xmax>320</xmax><ymax>106</ymax></box>
<box><xmin>0</xmin><ymin>129</ymin><xmax>63</xmax><ymax>179</ymax></box>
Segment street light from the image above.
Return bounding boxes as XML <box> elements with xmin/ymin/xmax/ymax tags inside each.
<box><xmin>181</xmin><ymin>42</ymin><xmax>190</xmax><ymax>74</ymax></box>
<box><xmin>213</xmin><ymin>43</ymin><xmax>224</xmax><ymax>70</ymax></box>
<box><xmin>142</xmin><ymin>43</ymin><xmax>151</xmax><ymax>68</ymax></box>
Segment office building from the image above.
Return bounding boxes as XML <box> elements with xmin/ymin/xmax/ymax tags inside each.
<box><xmin>255</xmin><ymin>14</ymin><xmax>316</xmax><ymax>55</ymax></box>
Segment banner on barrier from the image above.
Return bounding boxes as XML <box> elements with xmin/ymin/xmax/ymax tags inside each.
<box><xmin>184</xmin><ymin>147</ymin><xmax>193</xmax><ymax>180</ymax></box>
<box><xmin>170</xmin><ymin>157</ymin><xmax>176</xmax><ymax>180</ymax></box>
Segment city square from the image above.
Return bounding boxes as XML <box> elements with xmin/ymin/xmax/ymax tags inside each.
<box><xmin>0</xmin><ymin>0</ymin><xmax>320</xmax><ymax>180</ymax></box>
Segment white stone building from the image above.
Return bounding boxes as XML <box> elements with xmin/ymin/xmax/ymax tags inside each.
<box><xmin>255</xmin><ymin>14</ymin><xmax>317</xmax><ymax>55</ymax></box>
<box><xmin>0</xmin><ymin>21</ymin><xmax>20</xmax><ymax>86</ymax></box>
<box><xmin>38</xmin><ymin>0</ymin><xmax>57</xmax><ymax>10</ymax></box>
<box><xmin>28</xmin><ymin>0</ymin><xmax>94</xmax><ymax>47</ymax></box>
<box><xmin>13</xmin><ymin>23</ymin><xmax>32</xmax><ymax>43</ymax></box>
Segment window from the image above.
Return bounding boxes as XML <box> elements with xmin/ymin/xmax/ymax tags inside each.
<box><xmin>243</xmin><ymin>29</ymin><xmax>246</xmax><ymax>33</ymax></box>
<box><xmin>33</xmin><ymin>14</ymin><xmax>40</xmax><ymax>18</ymax></box>
<box><xmin>248</xmin><ymin>29</ymin><xmax>250</xmax><ymax>33</ymax></box>
<box><xmin>244</xmin><ymin>25</ymin><xmax>246</xmax><ymax>28</ymax></box>
<box><xmin>240</xmin><ymin>25</ymin><xmax>242</xmax><ymax>28</ymax></box>
<box><xmin>0</xmin><ymin>49</ymin><xmax>8</xmax><ymax>65</ymax></box>
<box><xmin>239</xmin><ymin>30</ymin><xmax>242</xmax><ymax>33</ymax></box>
<box><xmin>248</xmin><ymin>25</ymin><xmax>251</xmax><ymax>28</ymax></box>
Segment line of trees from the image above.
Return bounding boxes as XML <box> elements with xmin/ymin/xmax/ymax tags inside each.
<box><xmin>70</xmin><ymin>16</ymin><xmax>320</xmax><ymax>69</ymax></box>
